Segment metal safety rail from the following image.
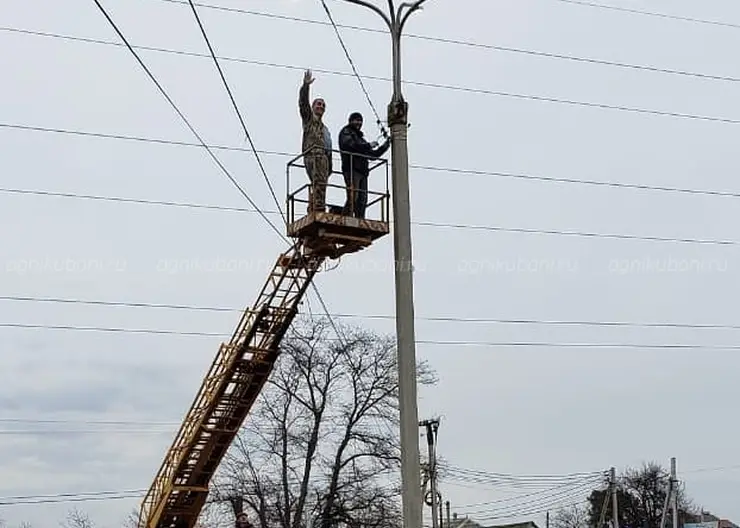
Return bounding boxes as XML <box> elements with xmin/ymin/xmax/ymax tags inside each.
<box><xmin>286</xmin><ymin>147</ymin><xmax>390</xmax><ymax>225</ymax></box>
<box><xmin>138</xmin><ymin>243</ymin><xmax>326</xmax><ymax>528</ymax></box>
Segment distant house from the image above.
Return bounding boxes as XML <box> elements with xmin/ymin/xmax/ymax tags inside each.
<box><xmin>684</xmin><ymin>511</ymin><xmax>739</xmax><ymax>528</ymax></box>
<box><xmin>443</xmin><ymin>513</ymin><xmax>540</xmax><ymax>528</ymax></box>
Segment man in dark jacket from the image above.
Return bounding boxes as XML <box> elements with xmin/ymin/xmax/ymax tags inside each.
<box><xmin>338</xmin><ymin>112</ymin><xmax>390</xmax><ymax>218</ymax></box>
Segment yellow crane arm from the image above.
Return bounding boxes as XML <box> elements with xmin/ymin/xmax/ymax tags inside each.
<box><xmin>138</xmin><ymin>243</ymin><xmax>325</xmax><ymax>528</ymax></box>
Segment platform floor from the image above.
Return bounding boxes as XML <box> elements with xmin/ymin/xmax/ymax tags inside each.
<box><xmin>287</xmin><ymin>211</ymin><xmax>389</xmax><ymax>241</ymax></box>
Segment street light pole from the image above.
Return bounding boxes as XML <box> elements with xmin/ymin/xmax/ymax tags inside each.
<box><xmin>337</xmin><ymin>3</ymin><xmax>431</xmax><ymax>528</ymax></box>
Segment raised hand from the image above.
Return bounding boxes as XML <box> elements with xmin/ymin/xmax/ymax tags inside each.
<box><xmin>303</xmin><ymin>69</ymin><xmax>315</xmax><ymax>85</ymax></box>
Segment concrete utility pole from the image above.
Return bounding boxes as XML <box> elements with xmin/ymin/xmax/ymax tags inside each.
<box><xmin>339</xmin><ymin>2</ymin><xmax>431</xmax><ymax>528</ymax></box>
<box><xmin>671</xmin><ymin>457</ymin><xmax>678</xmax><ymax>528</ymax></box>
<box><xmin>659</xmin><ymin>457</ymin><xmax>677</xmax><ymax>528</ymax></box>
<box><xmin>610</xmin><ymin>467</ymin><xmax>619</xmax><ymax>528</ymax></box>
<box><xmin>421</xmin><ymin>418</ymin><xmax>440</xmax><ymax>528</ymax></box>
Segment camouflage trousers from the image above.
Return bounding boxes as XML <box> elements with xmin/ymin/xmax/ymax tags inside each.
<box><xmin>304</xmin><ymin>153</ymin><xmax>330</xmax><ymax>213</ymax></box>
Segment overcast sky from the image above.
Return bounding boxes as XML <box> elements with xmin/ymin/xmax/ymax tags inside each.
<box><xmin>2</xmin><ymin>0</ymin><xmax>740</xmax><ymax>526</ymax></box>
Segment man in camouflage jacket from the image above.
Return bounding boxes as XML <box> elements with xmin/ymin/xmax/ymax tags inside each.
<box><xmin>299</xmin><ymin>69</ymin><xmax>333</xmax><ymax>213</ymax></box>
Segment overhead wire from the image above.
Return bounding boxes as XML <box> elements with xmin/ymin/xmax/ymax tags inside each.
<box><xmin>318</xmin><ymin>0</ymin><xmax>388</xmax><ymax>138</ymax></box>
<box><xmin>2</xmin><ymin>322</ymin><xmax>740</xmax><ymax>350</ymax></box>
<box><xmin>0</xmin><ymin>467</ymin><xmax>596</xmax><ymax>506</ymax></box>
<box><xmin>0</xmin><ymin>489</ymin><xmax>145</xmax><ymax>506</ymax></box>
<box><xmin>3</xmin><ymin>26</ymin><xmax>740</xmax><ymax>125</ymax></box>
<box><xmin>553</xmin><ymin>0</ymin><xmax>740</xmax><ymax>30</ymax></box>
<box><xmin>7</xmin><ymin>121</ymin><xmax>740</xmax><ymax>201</ymax></box>
<box><xmin>90</xmin><ymin>0</ymin><xmax>347</xmax><ymax>349</ymax></box>
<box><xmin>185</xmin><ymin>0</ymin><xmax>285</xmax><ymax>222</ymax></box>
<box><xmin>184</xmin><ymin>0</ymin><xmax>348</xmax><ymax>346</ymax></box>
<box><xmin>458</xmin><ymin>480</ymin><xmax>600</xmax><ymax>517</ymax></box>
<box><xmin>454</xmin><ymin>479</ymin><xmax>601</xmax><ymax>508</ymax></box>
<box><xmin>444</xmin><ymin>466</ymin><xmax>607</xmax><ymax>480</ymax></box>
<box><xmin>154</xmin><ymin>0</ymin><xmax>740</xmax><ymax>82</ymax></box>
<box><xmin>0</xmin><ymin>418</ymin><xmax>177</xmax><ymax>426</ymax></box>
<box><xmin>7</xmin><ymin>294</ymin><xmax>740</xmax><ymax>330</ymax></box>
<box><xmin>2</xmin><ymin>182</ymin><xmax>738</xmax><ymax>247</ymax></box>
<box><xmin>89</xmin><ymin>0</ymin><xmax>284</xmax><ymax>241</ymax></box>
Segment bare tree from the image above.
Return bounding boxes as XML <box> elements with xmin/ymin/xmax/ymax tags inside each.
<box><xmin>122</xmin><ymin>509</ymin><xmax>140</xmax><ymax>528</ymax></box>
<box><xmin>208</xmin><ymin>318</ymin><xmax>437</xmax><ymax>528</ymax></box>
<box><xmin>61</xmin><ymin>509</ymin><xmax>95</xmax><ymax>528</ymax></box>
<box><xmin>587</xmin><ymin>462</ymin><xmax>698</xmax><ymax>528</ymax></box>
<box><xmin>552</xmin><ymin>504</ymin><xmax>589</xmax><ymax>528</ymax></box>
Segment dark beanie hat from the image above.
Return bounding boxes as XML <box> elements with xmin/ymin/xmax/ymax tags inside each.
<box><xmin>349</xmin><ymin>112</ymin><xmax>363</xmax><ymax>121</ymax></box>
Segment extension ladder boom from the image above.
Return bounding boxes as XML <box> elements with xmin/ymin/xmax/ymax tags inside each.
<box><xmin>139</xmin><ymin>150</ymin><xmax>390</xmax><ymax>528</ymax></box>
<box><xmin>138</xmin><ymin>243</ymin><xmax>325</xmax><ymax>528</ymax></box>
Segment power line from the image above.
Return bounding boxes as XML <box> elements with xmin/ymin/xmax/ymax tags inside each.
<box><xmin>3</xmin><ymin>26</ymin><xmax>739</xmax><ymax>125</ymax></box>
<box><xmin>318</xmin><ymin>0</ymin><xmax>387</xmax><ymax>137</ymax></box>
<box><xmin>6</xmin><ymin>294</ymin><xmax>740</xmax><ymax>330</ymax></box>
<box><xmin>459</xmin><ymin>481</ymin><xmax>599</xmax><ymax>516</ymax></box>
<box><xmin>89</xmin><ymin>0</ymin><xmax>284</xmax><ymax>241</ymax></box>
<box><xmin>6</xmin><ymin>121</ymin><xmax>740</xmax><ymax>201</ymax></box>
<box><xmin>2</xmin><ymin>182</ymin><xmax>738</xmax><ymax>246</ymax></box>
<box><xmin>2</xmin><ymin>322</ymin><xmax>740</xmax><ymax>349</ymax></box>
<box><xmin>185</xmin><ymin>0</ymin><xmax>284</xmax><ymax>221</ymax></box>
<box><xmin>0</xmin><ymin>418</ymin><xmax>176</xmax><ymax>426</ymax></box>
<box><xmin>0</xmin><ymin>489</ymin><xmax>144</xmax><ymax>501</ymax></box>
<box><xmin>0</xmin><ymin>429</ymin><xmax>170</xmax><ymax>435</ymax></box>
<box><xmin>445</xmin><ymin>466</ymin><xmax>606</xmax><ymax>480</ymax></box>
<box><xmin>0</xmin><ymin>490</ymin><xmax>144</xmax><ymax>506</ymax></box>
<box><xmin>155</xmin><ymin>0</ymin><xmax>740</xmax><ymax>83</ymax></box>
<box><xmin>454</xmin><ymin>480</ymin><xmax>599</xmax><ymax>509</ymax></box>
<box><xmin>90</xmin><ymin>1</ymin><xmax>346</xmax><ymax>350</ymax></box>
<box><xmin>553</xmin><ymin>0</ymin><xmax>740</xmax><ymax>30</ymax></box>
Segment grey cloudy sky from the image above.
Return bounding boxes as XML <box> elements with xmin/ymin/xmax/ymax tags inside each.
<box><xmin>2</xmin><ymin>0</ymin><xmax>739</xmax><ymax>525</ymax></box>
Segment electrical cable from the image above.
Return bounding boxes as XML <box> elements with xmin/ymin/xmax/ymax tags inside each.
<box><xmin>458</xmin><ymin>480</ymin><xmax>599</xmax><ymax>516</ymax></box>
<box><xmin>553</xmin><ymin>0</ymin><xmax>740</xmax><ymax>30</ymax></box>
<box><xmin>185</xmin><ymin>0</ymin><xmax>285</xmax><ymax>222</ymax></box>
<box><xmin>454</xmin><ymin>479</ymin><xmax>600</xmax><ymax>508</ymax></box>
<box><xmin>445</xmin><ymin>466</ymin><xmax>607</xmax><ymax>480</ymax></box>
<box><xmin>0</xmin><ymin>491</ymin><xmax>144</xmax><ymax>506</ymax></box>
<box><xmin>6</xmin><ymin>295</ymin><xmax>740</xmax><ymax>331</ymax></box>
<box><xmin>3</xmin><ymin>322</ymin><xmax>740</xmax><ymax>350</ymax></box>
<box><xmin>90</xmin><ymin>0</ymin><xmax>284</xmax><ymax>242</ymax></box>
<box><xmin>8</xmin><ymin>121</ymin><xmax>740</xmax><ymax>201</ymax></box>
<box><xmin>154</xmin><ymin>0</ymin><xmax>740</xmax><ymax>81</ymax></box>
<box><xmin>0</xmin><ymin>418</ymin><xmax>177</xmax><ymax>426</ymax></box>
<box><xmin>90</xmin><ymin>0</ymin><xmax>347</xmax><ymax>353</ymax></box>
<box><xmin>318</xmin><ymin>0</ymin><xmax>388</xmax><ymax>138</ymax></box>
<box><xmin>2</xmin><ymin>182</ymin><xmax>738</xmax><ymax>246</ymax></box>
<box><xmin>3</xmin><ymin>26</ymin><xmax>739</xmax><ymax>125</ymax></box>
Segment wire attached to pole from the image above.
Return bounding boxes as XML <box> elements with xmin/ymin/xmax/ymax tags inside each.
<box><xmin>318</xmin><ymin>0</ymin><xmax>389</xmax><ymax>139</ymax></box>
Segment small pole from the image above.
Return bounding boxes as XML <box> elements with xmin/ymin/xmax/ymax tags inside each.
<box><xmin>610</xmin><ymin>467</ymin><xmax>619</xmax><ymax>528</ymax></box>
<box><xmin>421</xmin><ymin>419</ymin><xmax>440</xmax><ymax>528</ymax></box>
<box><xmin>659</xmin><ymin>459</ymin><xmax>674</xmax><ymax>528</ymax></box>
<box><xmin>671</xmin><ymin>457</ymin><xmax>678</xmax><ymax>528</ymax></box>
